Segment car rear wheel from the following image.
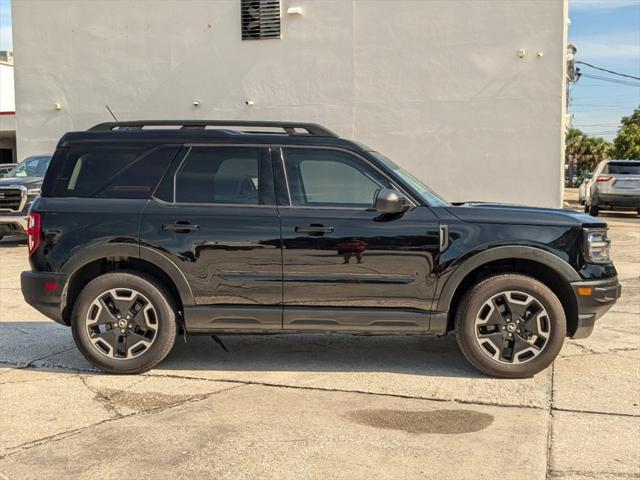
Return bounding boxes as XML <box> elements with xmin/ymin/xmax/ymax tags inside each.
<box><xmin>588</xmin><ymin>204</ymin><xmax>599</xmax><ymax>216</ymax></box>
<box><xmin>71</xmin><ymin>271</ymin><xmax>177</xmax><ymax>374</ymax></box>
<box><xmin>455</xmin><ymin>274</ymin><xmax>566</xmax><ymax>378</ymax></box>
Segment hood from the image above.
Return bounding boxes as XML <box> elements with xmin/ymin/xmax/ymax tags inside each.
<box><xmin>447</xmin><ymin>202</ymin><xmax>606</xmax><ymax>228</ymax></box>
<box><xmin>0</xmin><ymin>176</ymin><xmax>43</xmax><ymax>189</ymax></box>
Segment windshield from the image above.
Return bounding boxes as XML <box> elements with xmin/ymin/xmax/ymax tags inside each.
<box><xmin>369</xmin><ymin>151</ymin><xmax>450</xmax><ymax>206</ymax></box>
<box><xmin>7</xmin><ymin>156</ymin><xmax>52</xmax><ymax>178</ymax></box>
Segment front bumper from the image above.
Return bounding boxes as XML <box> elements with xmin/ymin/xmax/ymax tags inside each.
<box><xmin>0</xmin><ymin>214</ymin><xmax>28</xmax><ymax>236</ymax></box>
<box><xmin>570</xmin><ymin>277</ymin><xmax>622</xmax><ymax>339</ymax></box>
<box><xmin>21</xmin><ymin>271</ymin><xmax>69</xmax><ymax>325</ymax></box>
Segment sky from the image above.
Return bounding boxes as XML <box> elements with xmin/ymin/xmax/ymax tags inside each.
<box><xmin>0</xmin><ymin>0</ymin><xmax>9</xmax><ymax>52</ymax></box>
<box><xmin>568</xmin><ymin>0</ymin><xmax>640</xmax><ymax>141</ymax></box>
<box><xmin>0</xmin><ymin>0</ymin><xmax>638</xmax><ymax>142</ymax></box>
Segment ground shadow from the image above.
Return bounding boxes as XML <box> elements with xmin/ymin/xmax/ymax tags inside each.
<box><xmin>0</xmin><ymin>321</ymin><xmax>484</xmax><ymax>379</ymax></box>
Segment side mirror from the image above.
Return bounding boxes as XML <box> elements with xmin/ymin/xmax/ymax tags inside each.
<box><xmin>374</xmin><ymin>188</ymin><xmax>410</xmax><ymax>214</ymax></box>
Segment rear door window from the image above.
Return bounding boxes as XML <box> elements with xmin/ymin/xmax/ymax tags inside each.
<box><xmin>171</xmin><ymin>146</ymin><xmax>275</xmax><ymax>205</ymax></box>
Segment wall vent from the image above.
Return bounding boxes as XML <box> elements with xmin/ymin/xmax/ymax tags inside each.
<box><xmin>241</xmin><ymin>0</ymin><xmax>281</xmax><ymax>40</ymax></box>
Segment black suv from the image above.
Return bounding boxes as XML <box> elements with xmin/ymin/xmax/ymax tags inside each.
<box><xmin>21</xmin><ymin>121</ymin><xmax>621</xmax><ymax>377</ymax></box>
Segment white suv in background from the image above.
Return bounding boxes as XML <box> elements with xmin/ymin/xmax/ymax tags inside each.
<box><xmin>584</xmin><ymin>160</ymin><xmax>640</xmax><ymax>216</ymax></box>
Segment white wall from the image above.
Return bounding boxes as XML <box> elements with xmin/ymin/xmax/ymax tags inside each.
<box><xmin>0</xmin><ymin>63</ymin><xmax>15</xmax><ymax>112</ymax></box>
<box><xmin>12</xmin><ymin>0</ymin><xmax>567</xmax><ymax>207</ymax></box>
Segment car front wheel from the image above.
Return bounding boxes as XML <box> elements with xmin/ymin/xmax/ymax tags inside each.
<box><xmin>71</xmin><ymin>271</ymin><xmax>177</xmax><ymax>374</ymax></box>
<box><xmin>455</xmin><ymin>274</ymin><xmax>566</xmax><ymax>378</ymax></box>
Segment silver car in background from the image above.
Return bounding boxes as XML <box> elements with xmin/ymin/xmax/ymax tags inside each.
<box><xmin>584</xmin><ymin>160</ymin><xmax>640</xmax><ymax>216</ymax></box>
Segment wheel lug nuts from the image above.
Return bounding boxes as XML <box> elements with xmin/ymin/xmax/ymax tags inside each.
<box><xmin>517</xmin><ymin>329</ymin><xmax>521</xmax><ymax>333</ymax></box>
<box><xmin>502</xmin><ymin>326</ymin><xmax>506</xmax><ymax>330</ymax></box>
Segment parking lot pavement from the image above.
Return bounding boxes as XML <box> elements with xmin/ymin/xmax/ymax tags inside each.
<box><xmin>1</xmin><ymin>213</ymin><xmax>639</xmax><ymax>480</ymax></box>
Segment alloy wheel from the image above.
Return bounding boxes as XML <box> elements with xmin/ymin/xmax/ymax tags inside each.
<box><xmin>474</xmin><ymin>290</ymin><xmax>551</xmax><ymax>364</ymax></box>
<box><xmin>85</xmin><ymin>288</ymin><xmax>159</xmax><ymax>359</ymax></box>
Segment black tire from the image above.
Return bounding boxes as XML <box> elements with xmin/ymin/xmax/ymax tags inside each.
<box><xmin>71</xmin><ymin>271</ymin><xmax>177</xmax><ymax>374</ymax></box>
<box><xmin>583</xmin><ymin>204</ymin><xmax>589</xmax><ymax>214</ymax></box>
<box><xmin>455</xmin><ymin>274</ymin><xmax>566</xmax><ymax>378</ymax></box>
<box><xmin>588</xmin><ymin>204</ymin><xmax>599</xmax><ymax>216</ymax></box>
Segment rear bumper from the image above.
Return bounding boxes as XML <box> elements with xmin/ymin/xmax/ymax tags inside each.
<box><xmin>0</xmin><ymin>214</ymin><xmax>27</xmax><ymax>236</ymax></box>
<box><xmin>21</xmin><ymin>271</ymin><xmax>69</xmax><ymax>325</ymax></box>
<box><xmin>592</xmin><ymin>193</ymin><xmax>640</xmax><ymax>208</ymax></box>
<box><xmin>570</xmin><ymin>277</ymin><xmax>621</xmax><ymax>339</ymax></box>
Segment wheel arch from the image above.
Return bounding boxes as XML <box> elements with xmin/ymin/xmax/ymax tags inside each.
<box><xmin>438</xmin><ymin>246</ymin><xmax>580</xmax><ymax>337</ymax></box>
<box><xmin>61</xmin><ymin>244</ymin><xmax>194</xmax><ymax>325</ymax></box>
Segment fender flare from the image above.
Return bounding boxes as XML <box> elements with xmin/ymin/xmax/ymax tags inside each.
<box><xmin>61</xmin><ymin>242</ymin><xmax>195</xmax><ymax>306</ymax></box>
<box><xmin>140</xmin><ymin>245</ymin><xmax>194</xmax><ymax>305</ymax></box>
<box><xmin>435</xmin><ymin>245</ymin><xmax>580</xmax><ymax>312</ymax></box>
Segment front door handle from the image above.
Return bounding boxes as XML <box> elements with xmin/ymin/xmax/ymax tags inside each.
<box><xmin>162</xmin><ymin>221</ymin><xmax>200</xmax><ymax>233</ymax></box>
<box><xmin>295</xmin><ymin>224</ymin><xmax>334</xmax><ymax>236</ymax></box>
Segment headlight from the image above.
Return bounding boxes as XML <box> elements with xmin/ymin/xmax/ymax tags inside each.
<box><xmin>584</xmin><ymin>228</ymin><xmax>611</xmax><ymax>264</ymax></box>
<box><xmin>26</xmin><ymin>188</ymin><xmax>41</xmax><ymax>196</ymax></box>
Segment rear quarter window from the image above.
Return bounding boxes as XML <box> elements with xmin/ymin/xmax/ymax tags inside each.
<box><xmin>44</xmin><ymin>146</ymin><xmax>179</xmax><ymax>198</ymax></box>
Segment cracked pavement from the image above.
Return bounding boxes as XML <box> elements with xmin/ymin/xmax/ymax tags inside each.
<box><xmin>0</xmin><ymin>210</ymin><xmax>638</xmax><ymax>479</ymax></box>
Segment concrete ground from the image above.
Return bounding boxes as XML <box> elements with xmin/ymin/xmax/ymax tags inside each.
<box><xmin>1</xmin><ymin>201</ymin><xmax>638</xmax><ymax>479</ymax></box>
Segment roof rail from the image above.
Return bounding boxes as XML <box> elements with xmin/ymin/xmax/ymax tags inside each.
<box><xmin>88</xmin><ymin>120</ymin><xmax>338</xmax><ymax>137</ymax></box>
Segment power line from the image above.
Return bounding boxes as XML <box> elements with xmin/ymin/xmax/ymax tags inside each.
<box><xmin>574</xmin><ymin>123</ymin><xmax>621</xmax><ymax>127</ymax></box>
<box><xmin>576</xmin><ymin>61</ymin><xmax>640</xmax><ymax>81</ymax></box>
<box><xmin>577</xmin><ymin>83</ymin><xmax>640</xmax><ymax>88</ymax></box>
<box><xmin>582</xmin><ymin>131</ymin><xmax>619</xmax><ymax>136</ymax></box>
<box><xmin>581</xmin><ymin>73</ymin><xmax>640</xmax><ymax>87</ymax></box>
<box><xmin>570</xmin><ymin>106</ymin><xmax>637</xmax><ymax>111</ymax></box>
<box><xmin>571</xmin><ymin>103</ymin><xmax>637</xmax><ymax>107</ymax></box>
<box><xmin>573</xmin><ymin>94</ymin><xmax>640</xmax><ymax>100</ymax></box>
<box><xmin>578</xmin><ymin>129</ymin><xmax>619</xmax><ymax>134</ymax></box>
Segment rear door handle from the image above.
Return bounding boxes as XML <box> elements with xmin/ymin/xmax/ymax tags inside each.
<box><xmin>162</xmin><ymin>221</ymin><xmax>200</xmax><ymax>233</ymax></box>
<box><xmin>295</xmin><ymin>224</ymin><xmax>334</xmax><ymax>235</ymax></box>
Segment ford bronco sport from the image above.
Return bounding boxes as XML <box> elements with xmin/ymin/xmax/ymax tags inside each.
<box><xmin>20</xmin><ymin>121</ymin><xmax>621</xmax><ymax>377</ymax></box>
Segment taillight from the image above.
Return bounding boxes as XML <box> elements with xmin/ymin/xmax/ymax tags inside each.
<box><xmin>27</xmin><ymin>212</ymin><xmax>41</xmax><ymax>256</ymax></box>
<box><xmin>595</xmin><ymin>175</ymin><xmax>613</xmax><ymax>182</ymax></box>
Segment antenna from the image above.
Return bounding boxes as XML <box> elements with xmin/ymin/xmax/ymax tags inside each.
<box><xmin>105</xmin><ymin>105</ymin><xmax>118</xmax><ymax>121</ymax></box>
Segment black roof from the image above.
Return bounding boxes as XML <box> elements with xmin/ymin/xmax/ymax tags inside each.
<box><xmin>89</xmin><ymin>120</ymin><xmax>338</xmax><ymax>137</ymax></box>
<box><xmin>58</xmin><ymin>120</ymin><xmax>362</xmax><ymax>149</ymax></box>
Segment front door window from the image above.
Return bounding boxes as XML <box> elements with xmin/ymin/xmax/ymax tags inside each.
<box><xmin>283</xmin><ymin>148</ymin><xmax>390</xmax><ymax>208</ymax></box>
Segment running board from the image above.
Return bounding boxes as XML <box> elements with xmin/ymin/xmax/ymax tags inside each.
<box><xmin>184</xmin><ymin>306</ymin><xmax>448</xmax><ymax>334</ymax></box>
